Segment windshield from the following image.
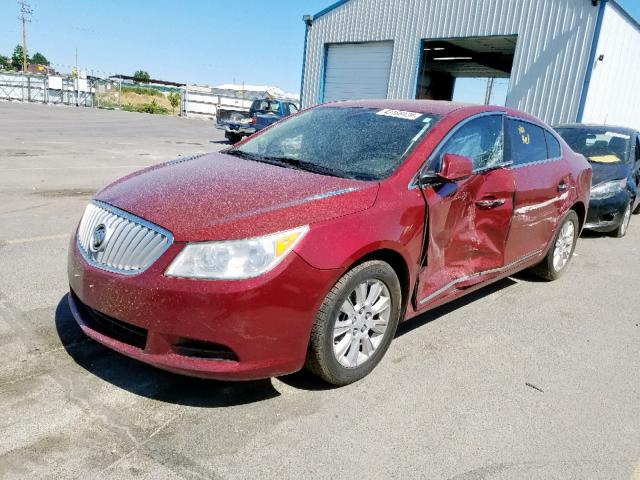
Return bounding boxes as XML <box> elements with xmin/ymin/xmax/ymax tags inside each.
<box><xmin>556</xmin><ymin>127</ymin><xmax>631</xmax><ymax>164</ymax></box>
<box><xmin>228</xmin><ymin>106</ymin><xmax>438</xmax><ymax>180</ymax></box>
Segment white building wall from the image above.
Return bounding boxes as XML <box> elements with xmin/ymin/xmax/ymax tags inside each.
<box><xmin>581</xmin><ymin>2</ymin><xmax>640</xmax><ymax>131</ymax></box>
<box><xmin>302</xmin><ymin>0</ymin><xmax>600</xmax><ymax>126</ymax></box>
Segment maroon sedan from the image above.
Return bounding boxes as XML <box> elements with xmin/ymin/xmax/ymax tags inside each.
<box><xmin>68</xmin><ymin>100</ymin><xmax>591</xmax><ymax>386</ymax></box>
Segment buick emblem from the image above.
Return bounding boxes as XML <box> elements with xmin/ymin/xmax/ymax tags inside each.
<box><xmin>90</xmin><ymin>223</ymin><xmax>109</xmax><ymax>253</ymax></box>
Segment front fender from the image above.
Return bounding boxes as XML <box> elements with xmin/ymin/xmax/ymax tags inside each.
<box><xmin>294</xmin><ymin>188</ymin><xmax>425</xmax><ymax>281</ymax></box>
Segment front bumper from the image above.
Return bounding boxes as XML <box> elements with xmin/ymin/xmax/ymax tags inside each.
<box><xmin>68</xmin><ymin>238</ymin><xmax>340</xmax><ymax>381</ymax></box>
<box><xmin>585</xmin><ymin>191</ymin><xmax>630</xmax><ymax>232</ymax></box>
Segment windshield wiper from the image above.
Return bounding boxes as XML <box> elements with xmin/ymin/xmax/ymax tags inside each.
<box><xmin>225</xmin><ymin>149</ymin><xmax>260</xmax><ymax>161</ymax></box>
<box><xmin>258</xmin><ymin>155</ymin><xmax>354</xmax><ymax>178</ymax></box>
<box><xmin>225</xmin><ymin>150</ymin><xmax>313</xmax><ymax>172</ymax></box>
<box><xmin>226</xmin><ymin>151</ymin><xmax>375</xmax><ymax>180</ymax></box>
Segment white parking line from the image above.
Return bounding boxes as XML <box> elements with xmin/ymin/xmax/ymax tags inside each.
<box><xmin>2</xmin><ymin>233</ymin><xmax>69</xmax><ymax>245</ymax></box>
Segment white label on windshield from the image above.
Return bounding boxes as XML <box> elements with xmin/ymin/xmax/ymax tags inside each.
<box><xmin>376</xmin><ymin>109</ymin><xmax>422</xmax><ymax>120</ymax></box>
<box><xmin>608</xmin><ymin>132</ymin><xmax>630</xmax><ymax>139</ymax></box>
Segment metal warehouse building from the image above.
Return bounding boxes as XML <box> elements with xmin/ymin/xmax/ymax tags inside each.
<box><xmin>300</xmin><ymin>0</ymin><xmax>640</xmax><ymax>130</ymax></box>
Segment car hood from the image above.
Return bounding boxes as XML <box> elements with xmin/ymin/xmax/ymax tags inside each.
<box><xmin>95</xmin><ymin>152</ymin><xmax>379</xmax><ymax>241</ymax></box>
<box><xmin>590</xmin><ymin>161</ymin><xmax>631</xmax><ymax>186</ymax></box>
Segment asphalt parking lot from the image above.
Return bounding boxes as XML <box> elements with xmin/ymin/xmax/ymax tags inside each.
<box><xmin>1</xmin><ymin>101</ymin><xmax>639</xmax><ymax>480</ymax></box>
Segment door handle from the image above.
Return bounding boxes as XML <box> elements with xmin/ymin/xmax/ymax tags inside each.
<box><xmin>475</xmin><ymin>198</ymin><xmax>506</xmax><ymax>209</ymax></box>
<box><xmin>558</xmin><ymin>181</ymin><xmax>569</xmax><ymax>193</ymax></box>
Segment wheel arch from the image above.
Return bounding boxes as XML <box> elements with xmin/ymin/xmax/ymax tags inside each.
<box><xmin>346</xmin><ymin>248</ymin><xmax>411</xmax><ymax>322</ymax></box>
<box><xmin>570</xmin><ymin>201</ymin><xmax>586</xmax><ymax>231</ymax></box>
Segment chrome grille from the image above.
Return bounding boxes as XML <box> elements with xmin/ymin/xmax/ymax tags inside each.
<box><xmin>77</xmin><ymin>201</ymin><xmax>173</xmax><ymax>275</ymax></box>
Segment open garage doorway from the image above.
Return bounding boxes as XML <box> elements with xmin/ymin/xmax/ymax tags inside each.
<box><xmin>415</xmin><ymin>36</ymin><xmax>517</xmax><ymax>106</ymax></box>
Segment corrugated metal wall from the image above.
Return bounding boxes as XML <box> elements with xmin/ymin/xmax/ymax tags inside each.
<box><xmin>302</xmin><ymin>0</ymin><xmax>600</xmax><ymax>125</ymax></box>
<box><xmin>582</xmin><ymin>3</ymin><xmax>640</xmax><ymax>131</ymax></box>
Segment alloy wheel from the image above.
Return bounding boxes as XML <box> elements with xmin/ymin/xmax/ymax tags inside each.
<box><xmin>553</xmin><ymin>220</ymin><xmax>575</xmax><ymax>272</ymax></box>
<box><xmin>333</xmin><ymin>280</ymin><xmax>391</xmax><ymax>368</ymax></box>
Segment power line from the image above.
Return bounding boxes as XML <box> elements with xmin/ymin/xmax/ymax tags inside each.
<box><xmin>17</xmin><ymin>0</ymin><xmax>33</xmax><ymax>72</ymax></box>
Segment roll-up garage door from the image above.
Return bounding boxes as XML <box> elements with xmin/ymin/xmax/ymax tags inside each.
<box><xmin>322</xmin><ymin>41</ymin><xmax>393</xmax><ymax>103</ymax></box>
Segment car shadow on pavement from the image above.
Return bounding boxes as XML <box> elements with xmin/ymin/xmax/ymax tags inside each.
<box><xmin>55</xmin><ymin>277</ymin><xmax>520</xmax><ymax>395</ymax></box>
<box><xmin>396</xmin><ymin>277</ymin><xmax>518</xmax><ymax>337</ymax></box>
<box><xmin>281</xmin><ymin>277</ymin><xmax>520</xmax><ymax>391</ymax></box>
<box><xmin>54</xmin><ymin>295</ymin><xmax>281</xmax><ymax>407</ymax></box>
<box><xmin>511</xmin><ymin>269</ymin><xmax>548</xmax><ymax>283</ymax></box>
<box><xmin>580</xmin><ymin>229</ymin><xmax>610</xmax><ymax>240</ymax></box>
<box><xmin>277</xmin><ymin>370</ymin><xmax>337</xmax><ymax>391</ymax></box>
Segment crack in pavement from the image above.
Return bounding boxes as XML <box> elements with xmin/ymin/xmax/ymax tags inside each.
<box><xmin>94</xmin><ymin>410</ymin><xmax>186</xmax><ymax>477</ymax></box>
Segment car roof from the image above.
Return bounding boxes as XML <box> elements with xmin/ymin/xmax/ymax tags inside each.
<box><xmin>554</xmin><ymin>123</ymin><xmax>638</xmax><ymax>136</ymax></box>
<box><xmin>319</xmin><ymin>99</ymin><xmax>543</xmax><ymax>123</ymax></box>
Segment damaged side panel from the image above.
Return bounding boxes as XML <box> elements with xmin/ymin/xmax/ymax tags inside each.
<box><xmin>416</xmin><ymin>168</ymin><xmax>516</xmax><ymax>305</ymax></box>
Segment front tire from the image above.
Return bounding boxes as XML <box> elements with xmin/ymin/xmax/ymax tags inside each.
<box><xmin>613</xmin><ymin>201</ymin><xmax>632</xmax><ymax>238</ymax></box>
<box><xmin>531</xmin><ymin>211</ymin><xmax>579</xmax><ymax>281</ymax></box>
<box><xmin>305</xmin><ymin>261</ymin><xmax>402</xmax><ymax>386</ymax></box>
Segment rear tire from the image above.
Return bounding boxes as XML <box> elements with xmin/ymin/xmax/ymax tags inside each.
<box><xmin>613</xmin><ymin>201</ymin><xmax>632</xmax><ymax>238</ymax></box>
<box><xmin>305</xmin><ymin>261</ymin><xmax>401</xmax><ymax>386</ymax></box>
<box><xmin>531</xmin><ymin>211</ymin><xmax>579</xmax><ymax>281</ymax></box>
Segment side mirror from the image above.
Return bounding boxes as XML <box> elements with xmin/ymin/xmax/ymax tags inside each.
<box><xmin>438</xmin><ymin>153</ymin><xmax>473</xmax><ymax>182</ymax></box>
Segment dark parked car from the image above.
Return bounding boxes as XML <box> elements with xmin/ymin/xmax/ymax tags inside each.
<box><xmin>225</xmin><ymin>98</ymin><xmax>299</xmax><ymax>144</ymax></box>
<box><xmin>556</xmin><ymin>124</ymin><xmax>640</xmax><ymax>237</ymax></box>
<box><xmin>68</xmin><ymin>101</ymin><xmax>591</xmax><ymax>386</ymax></box>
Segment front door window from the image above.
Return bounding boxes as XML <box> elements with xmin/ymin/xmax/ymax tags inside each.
<box><xmin>429</xmin><ymin>114</ymin><xmax>504</xmax><ymax>173</ymax></box>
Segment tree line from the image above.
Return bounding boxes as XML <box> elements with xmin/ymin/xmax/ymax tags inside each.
<box><xmin>0</xmin><ymin>45</ymin><xmax>49</xmax><ymax>71</ymax></box>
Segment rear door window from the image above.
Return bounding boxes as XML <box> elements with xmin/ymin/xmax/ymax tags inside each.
<box><xmin>506</xmin><ymin>119</ymin><xmax>548</xmax><ymax>166</ymax></box>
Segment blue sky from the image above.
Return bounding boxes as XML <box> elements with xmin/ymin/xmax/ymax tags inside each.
<box><xmin>1</xmin><ymin>0</ymin><xmax>639</xmax><ymax>98</ymax></box>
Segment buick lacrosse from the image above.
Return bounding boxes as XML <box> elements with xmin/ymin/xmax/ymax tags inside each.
<box><xmin>68</xmin><ymin>100</ymin><xmax>591</xmax><ymax>385</ymax></box>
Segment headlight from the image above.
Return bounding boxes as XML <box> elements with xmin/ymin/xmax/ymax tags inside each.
<box><xmin>165</xmin><ymin>226</ymin><xmax>309</xmax><ymax>280</ymax></box>
<box><xmin>590</xmin><ymin>179</ymin><xmax>627</xmax><ymax>200</ymax></box>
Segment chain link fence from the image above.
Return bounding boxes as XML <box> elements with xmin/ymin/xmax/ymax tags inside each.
<box><xmin>0</xmin><ymin>70</ymin><xmax>299</xmax><ymax>123</ymax></box>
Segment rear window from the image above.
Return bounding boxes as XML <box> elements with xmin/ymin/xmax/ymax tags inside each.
<box><xmin>545</xmin><ymin>131</ymin><xmax>562</xmax><ymax>159</ymax></box>
<box><xmin>251</xmin><ymin>99</ymin><xmax>281</xmax><ymax>113</ymax></box>
<box><xmin>506</xmin><ymin>119</ymin><xmax>547</xmax><ymax>165</ymax></box>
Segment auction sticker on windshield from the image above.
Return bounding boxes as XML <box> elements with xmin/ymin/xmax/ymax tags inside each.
<box><xmin>376</xmin><ymin>109</ymin><xmax>423</xmax><ymax>120</ymax></box>
<box><xmin>608</xmin><ymin>132</ymin><xmax>630</xmax><ymax>139</ymax></box>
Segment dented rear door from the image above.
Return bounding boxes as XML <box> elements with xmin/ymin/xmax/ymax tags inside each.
<box><xmin>502</xmin><ymin>118</ymin><xmax>568</xmax><ymax>265</ymax></box>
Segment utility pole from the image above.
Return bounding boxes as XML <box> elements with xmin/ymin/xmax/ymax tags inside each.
<box><xmin>75</xmin><ymin>47</ymin><xmax>79</xmax><ymax>106</ymax></box>
<box><xmin>17</xmin><ymin>0</ymin><xmax>33</xmax><ymax>73</ymax></box>
<box><xmin>484</xmin><ymin>77</ymin><xmax>495</xmax><ymax>105</ymax></box>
